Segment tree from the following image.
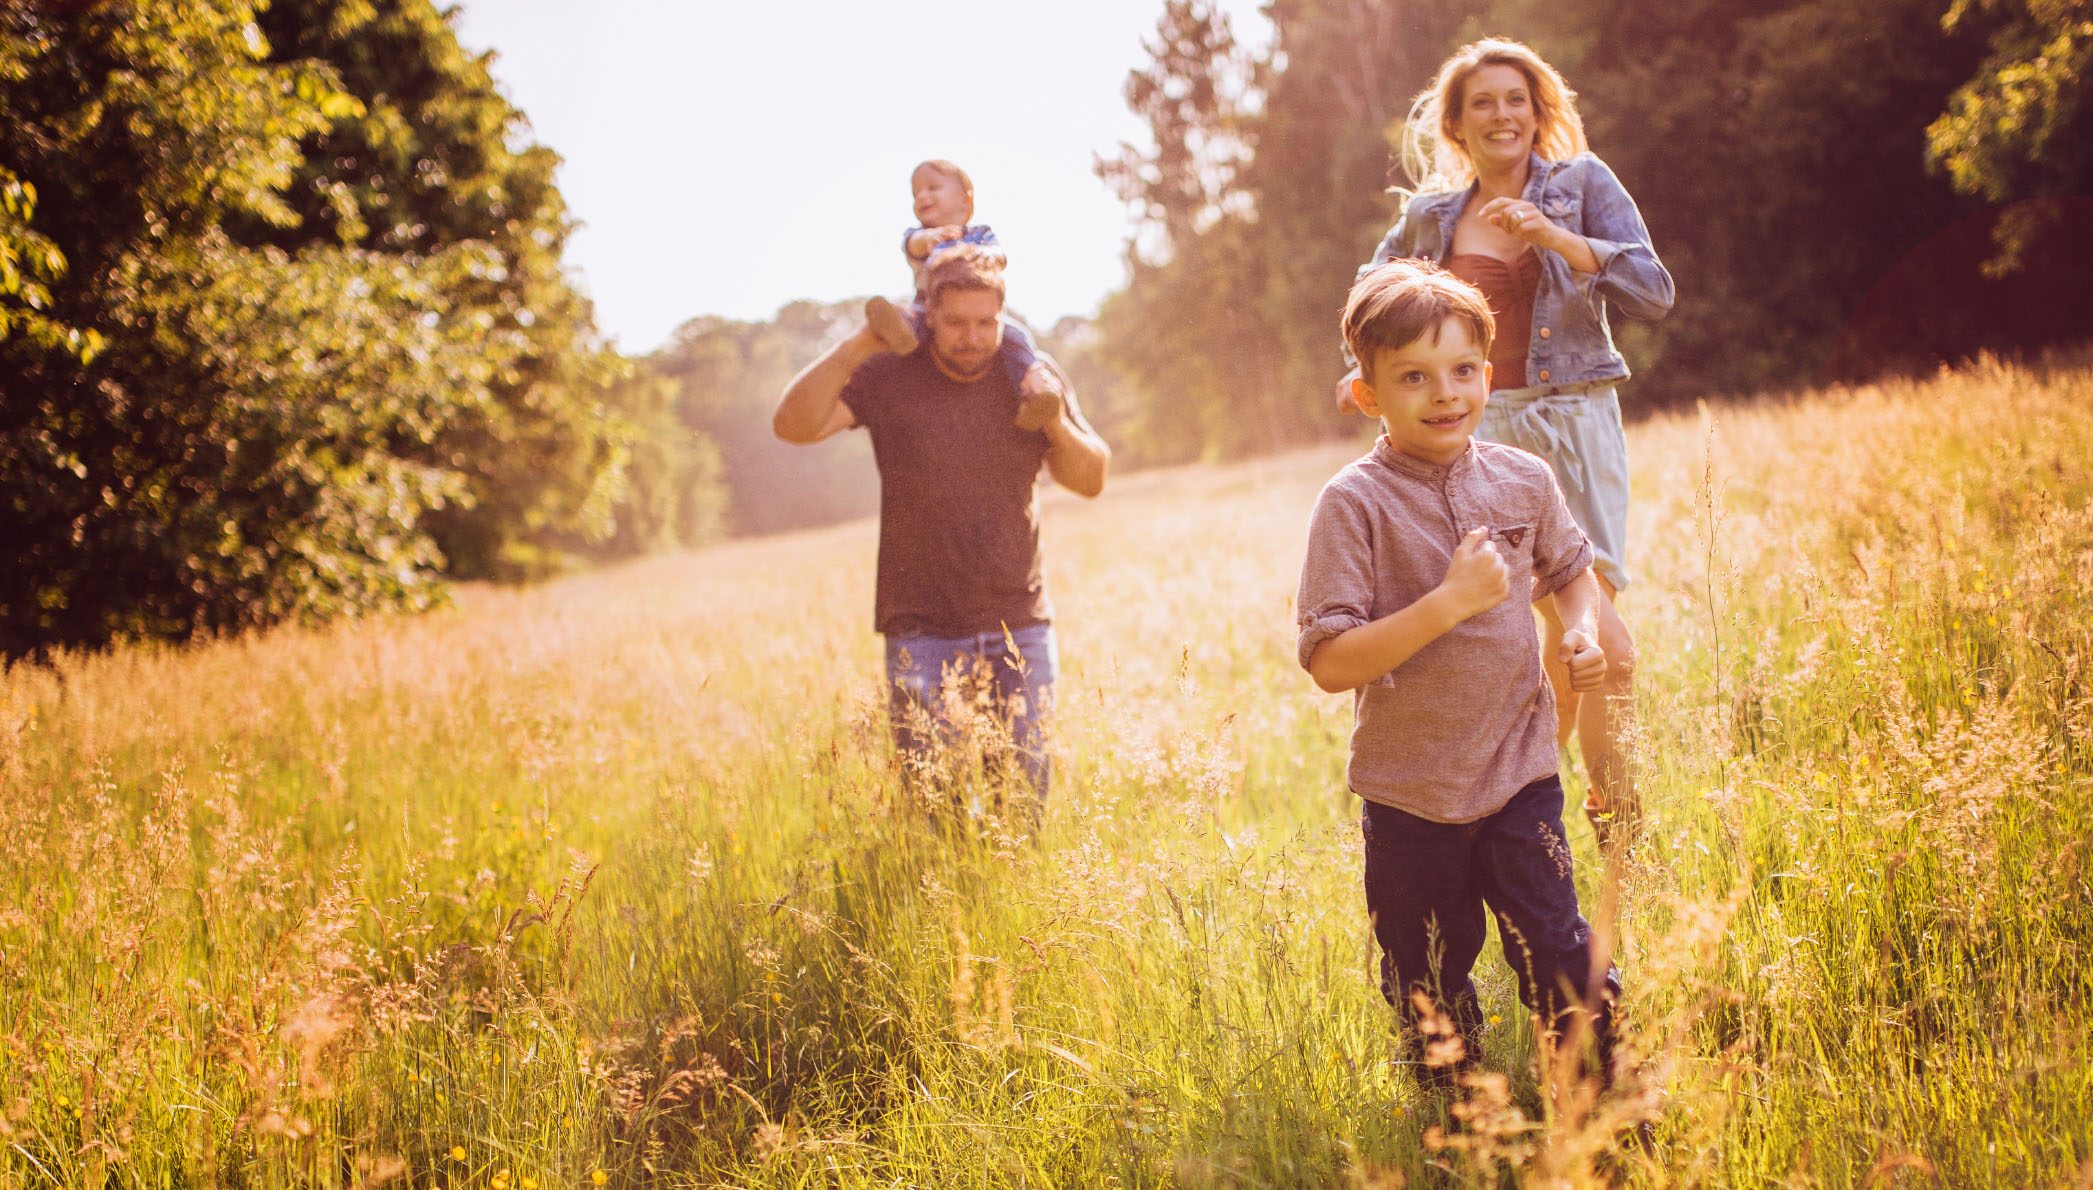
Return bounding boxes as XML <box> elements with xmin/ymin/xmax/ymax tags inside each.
<box><xmin>1926</xmin><ymin>0</ymin><xmax>2093</xmax><ymax>271</ymax></box>
<box><xmin>251</xmin><ymin>0</ymin><xmax>633</xmax><ymax>580</ymax></box>
<box><xmin>0</xmin><ymin>0</ymin><xmax>682</xmax><ymax>660</ymax></box>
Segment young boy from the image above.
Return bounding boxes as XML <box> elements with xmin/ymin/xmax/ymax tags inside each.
<box><xmin>1297</xmin><ymin>259</ymin><xmax>1621</xmax><ymax>1090</ymax></box>
<box><xmin>861</xmin><ymin>159</ymin><xmax>1063</xmax><ymax>427</ymax></box>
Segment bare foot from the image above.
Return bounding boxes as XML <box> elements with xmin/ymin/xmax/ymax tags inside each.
<box><xmin>864</xmin><ymin>296</ymin><xmax>919</xmax><ymax>355</ymax></box>
<box><xmin>1014</xmin><ymin>363</ymin><xmax>1064</xmax><ymax>431</ymax></box>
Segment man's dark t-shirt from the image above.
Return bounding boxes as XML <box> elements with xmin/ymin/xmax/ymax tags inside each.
<box><xmin>839</xmin><ymin>350</ymin><xmax>1057</xmax><ymax>638</ymax></box>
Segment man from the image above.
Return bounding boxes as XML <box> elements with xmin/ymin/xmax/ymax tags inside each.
<box><xmin>773</xmin><ymin>246</ymin><xmax>1110</xmax><ymax>810</ymax></box>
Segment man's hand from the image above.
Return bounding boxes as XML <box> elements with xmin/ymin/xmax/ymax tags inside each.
<box><xmin>1438</xmin><ymin>527</ymin><xmax>1509</xmax><ymax>621</ymax></box>
<box><xmin>1559</xmin><ymin>626</ymin><xmax>1607</xmax><ymax>691</ymax></box>
<box><xmin>1014</xmin><ymin>362</ymin><xmax>1065</xmax><ymax>432</ymax></box>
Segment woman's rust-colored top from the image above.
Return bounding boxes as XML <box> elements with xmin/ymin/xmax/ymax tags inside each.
<box><xmin>1448</xmin><ymin>251</ymin><xmax>1542</xmax><ymax>390</ymax></box>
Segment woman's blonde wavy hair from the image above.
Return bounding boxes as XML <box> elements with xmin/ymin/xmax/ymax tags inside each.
<box><xmin>1398</xmin><ymin>38</ymin><xmax>1589</xmax><ymax>196</ymax></box>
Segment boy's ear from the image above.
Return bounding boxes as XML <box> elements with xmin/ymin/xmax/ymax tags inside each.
<box><xmin>1482</xmin><ymin>359</ymin><xmax>1494</xmax><ymax>391</ymax></box>
<box><xmin>1349</xmin><ymin>374</ymin><xmax>1379</xmax><ymax>417</ymax></box>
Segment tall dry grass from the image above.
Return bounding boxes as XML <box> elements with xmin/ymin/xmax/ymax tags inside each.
<box><xmin>3</xmin><ymin>356</ymin><xmax>2089</xmax><ymax>1187</ymax></box>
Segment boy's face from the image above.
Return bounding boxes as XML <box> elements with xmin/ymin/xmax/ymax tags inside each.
<box><xmin>912</xmin><ymin>166</ymin><xmax>969</xmax><ymax>227</ymax></box>
<box><xmin>1352</xmin><ymin>316</ymin><xmax>1493</xmax><ymax>467</ymax></box>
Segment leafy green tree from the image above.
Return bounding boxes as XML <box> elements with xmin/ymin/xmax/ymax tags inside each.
<box><xmin>251</xmin><ymin>0</ymin><xmax>633</xmax><ymax>580</ymax></box>
<box><xmin>0</xmin><ymin>0</ymin><xmax>686</xmax><ymax>660</ymax></box>
<box><xmin>1927</xmin><ymin>0</ymin><xmax>2093</xmax><ymax>270</ymax></box>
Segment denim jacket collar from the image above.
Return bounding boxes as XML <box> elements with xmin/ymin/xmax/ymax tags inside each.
<box><xmin>1414</xmin><ymin>153</ymin><xmax>1559</xmax><ymax>246</ymax></box>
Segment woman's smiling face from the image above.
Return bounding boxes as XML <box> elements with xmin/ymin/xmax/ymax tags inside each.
<box><xmin>1452</xmin><ymin>63</ymin><xmax>1537</xmax><ymax>171</ymax></box>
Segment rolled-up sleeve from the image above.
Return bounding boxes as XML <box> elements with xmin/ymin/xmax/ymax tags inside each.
<box><xmin>1530</xmin><ymin>465</ymin><xmax>1594</xmax><ymax>599</ymax></box>
<box><xmin>1572</xmin><ymin>155</ymin><xmax>1674</xmax><ymax>323</ymax></box>
<box><xmin>1297</xmin><ymin>485</ymin><xmax>1376</xmax><ymax>671</ymax></box>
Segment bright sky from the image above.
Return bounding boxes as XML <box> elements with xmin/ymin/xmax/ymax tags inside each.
<box><xmin>449</xmin><ymin>1</ymin><xmax>1271</xmax><ymax>355</ymax></box>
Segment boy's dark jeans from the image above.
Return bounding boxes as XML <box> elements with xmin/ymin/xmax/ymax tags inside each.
<box><xmin>1361</xmin><ymin>773</ymin><xmax>1620</xmax><ymax>1089</ymax></box>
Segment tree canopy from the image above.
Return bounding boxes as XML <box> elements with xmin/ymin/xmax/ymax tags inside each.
<box><xmin>0</xmin><ymin>0</ymin><xmax>722</xmax><ymax>661</ymax></box>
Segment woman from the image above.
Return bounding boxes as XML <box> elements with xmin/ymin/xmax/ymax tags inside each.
<box><xmin>1342</xmin><ymin>37</ymin><xmax>1674</xmax><ymax>844</ymax></box>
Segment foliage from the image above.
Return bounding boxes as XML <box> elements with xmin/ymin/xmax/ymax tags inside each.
<box><xmin>0</xmin><ymin>0</ymin><xmax>713</xmax><ymax>660</ymax></box>
<box><xmin>251</xmin><ymin>0</ymin><xmax>637</xmax><ymax>581</ymax></box>
<box><xmin>1087</xmin><ymin>0</ymin><xmax>2093</xmax><ymax>460</ymax></box>
<box><xmin>4</xmin><ymin>358</ymin><xmax>2091</xmax><ymax>1184</ymax></box>
<box><xmin>1926</xmin><ymin>0</ymin><xmax>2093</xmax><ymax>270</ymax></box>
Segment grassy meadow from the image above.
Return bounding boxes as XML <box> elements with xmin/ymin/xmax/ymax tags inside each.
<box><xmin>3</xmin><ymin>357</ymin><xmax>2091</xmax><ymax>1188</ymax></box>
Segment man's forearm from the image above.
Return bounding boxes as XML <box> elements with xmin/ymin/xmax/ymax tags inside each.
<box><xmin>774</xmin><ymin>334</ymin><xmax>877</xmax><ymax>443</ymax></box>
<box><xmin>1307</xmin><ymin>589</ymin><xmax>1463</xmax><ymax>693</ymax></box>
<box><xmin>1043</xmin><ymin>415</ymin><xmax>1109</xmax><ymax>497</ymax></box>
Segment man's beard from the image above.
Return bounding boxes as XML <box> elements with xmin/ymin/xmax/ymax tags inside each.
<box><xmin>931</xmin><ymin>341</ymin><xmax>996</xmax><ymax>381</ymax></box>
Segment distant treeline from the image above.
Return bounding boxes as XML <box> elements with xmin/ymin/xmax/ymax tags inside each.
<box><xmin>6</xmin><ymin>0</ymin><xmax>2088</xmax><ymax>659</ymax></box>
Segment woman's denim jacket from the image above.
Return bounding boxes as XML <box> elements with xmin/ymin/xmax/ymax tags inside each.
<box><xmin>1362</xmin><ymin>152</ymin><xmax>1674</xmax><ymax>390</ymax></box>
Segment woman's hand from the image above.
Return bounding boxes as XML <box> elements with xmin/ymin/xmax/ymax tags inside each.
<box><xmin>1477</xmin><ymin>196</ymin><xmax>1600</xmax><ymax>272</ymax></box>
<box><xmin>1478</xmin><ymin>196</ymin><xmax>1557</xmax><ymax>249</ymax></box>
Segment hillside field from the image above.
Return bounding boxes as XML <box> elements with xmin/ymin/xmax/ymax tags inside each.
<box><xmin>4</xmin><ymin>358</ymin><xmax>2090</xmax><ymax>1188</ymax></box>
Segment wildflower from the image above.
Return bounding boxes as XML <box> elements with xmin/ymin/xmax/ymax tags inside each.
<box><xmin>1488</xmin><ymin>1014</ymin><xmax>1502</xmax><ymax>1025</ymax></box>
<box><xmin>591</xmin><ymin>1170</ymin><xmax>608</xmax><ymax>1186</ymax></box>
<box><xmin>451</xmin><ymin>1146</ymin><xmax>467</xmax><ymax>1162</ymax></box>
<box><xmin>522</xmin><ymin>1178</ymin><xmax>539</xmax><ymax>1190</ymax></box>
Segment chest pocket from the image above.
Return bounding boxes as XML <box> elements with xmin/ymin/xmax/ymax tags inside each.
<box><xmin>1541</xmin><ymin>193</ymin><xmax>1581</xmax><ymax>228</ymax></box>
<box><xmin>1490</xmin><ymin>523</ymin><xmax>1538</xmax><ymax>593</ymax></box>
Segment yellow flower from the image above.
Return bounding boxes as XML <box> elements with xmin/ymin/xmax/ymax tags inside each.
<box><xmin>55</xmin><ymin>1095</ymin><xmax>68</xmax><ymax>1108</ymax></box>
<box><xmin>1488</xmin><ymin>1014</ymin><xmax>1502</xmax><ymax>1025</ymax></box>
<box><xmin>451</xmin><ymin>1146</ymin><xmax>467</xmax><ymax>1162</ymax></box>
<box><xmin>591</xmin><ymin>1171</ymin><xmax>608</xmax><ymax>1186</ymax></box>
<box><xmin>522</xmin><ymin>1178</ymin><xmax>539</xmax><ymax>1190</ymax></box>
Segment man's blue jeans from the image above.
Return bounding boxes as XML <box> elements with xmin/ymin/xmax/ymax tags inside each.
<box><xmin>883</xmin><ymin>622</ymin><xmax>1056</xmax><ymax>806</ymax></box>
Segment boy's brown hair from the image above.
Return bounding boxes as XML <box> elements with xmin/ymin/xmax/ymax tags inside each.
<box><xmin>925</xmin><ymin>243</ymin><xmax>1006</xmax><ymax>308</ymax></box>
<box><xmin>1342</xmin><ymin>259</ymin><xmax>1496</xmax><ymax>382</ymax></box>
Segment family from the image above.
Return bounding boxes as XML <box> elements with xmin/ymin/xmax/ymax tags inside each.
<box><xmin>771</xmin><ymin>38</ymin><xmax>1673</xmax><ymax>1098</ymax></box>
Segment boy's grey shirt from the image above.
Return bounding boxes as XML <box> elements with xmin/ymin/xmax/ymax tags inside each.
<box><xmin>1298</xmin><ymin>436</ymin><xmax>1593</xmax><ymax>823</ymax></box>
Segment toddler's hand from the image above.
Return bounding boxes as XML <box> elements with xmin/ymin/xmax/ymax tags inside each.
<box><xmin>1439</xmin><ymin>527</ymin><xmax>1509</xmax><ymax>620</ymax></box>
<box><xmin>1559</xmin><ymin>627</ymin><xmax>1606</xmax><ymax>691</ymax></box>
